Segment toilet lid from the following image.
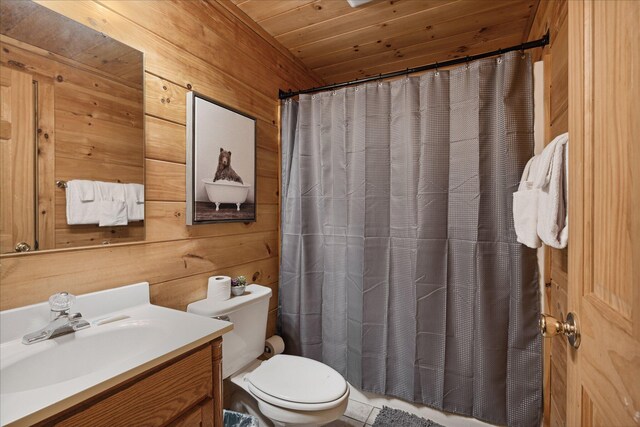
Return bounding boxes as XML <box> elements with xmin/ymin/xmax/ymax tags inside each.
<box><xmin>247</xmin><ymin>355</ymin><xmax>347</xmax><ymax>404</ymax></box>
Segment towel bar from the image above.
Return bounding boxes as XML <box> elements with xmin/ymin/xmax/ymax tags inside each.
<box><xmin>56</xmin><ymin>180</ymin><xmax>67</xmax><ymax>189</ymax></box>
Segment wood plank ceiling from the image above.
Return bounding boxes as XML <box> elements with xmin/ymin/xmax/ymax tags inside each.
<box><xmin>230</xmin><ymin>0</ymin><xmax>540</xmax><ymax>84</ymax></box>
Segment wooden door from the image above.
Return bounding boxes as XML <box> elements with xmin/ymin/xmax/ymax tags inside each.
<box><xmin>568</xmin><ymin>1</ymin><xmax>640</xmax><ymax>426</ymax></box>
<box><xmin>0</xmin><ymin>65</ymin><xmax>36</xmax><ymax>253</ymax></box>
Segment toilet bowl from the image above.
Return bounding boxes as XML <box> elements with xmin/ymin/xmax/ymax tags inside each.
<box><xmin>187</xmin><ymin>284</ymin><xmax>348</xmax><ymax>426</ymax></box>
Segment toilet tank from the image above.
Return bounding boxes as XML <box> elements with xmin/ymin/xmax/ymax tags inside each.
<box><xmin>187</xmin><ymin>284</ymin><xmax>272</xmax><ymax>379</ymax></box>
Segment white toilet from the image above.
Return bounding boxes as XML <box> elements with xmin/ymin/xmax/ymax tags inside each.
<box><xmin>187</xmin><ymin>284</ymin><xmax>349</xmax><ymax>426</ymax></box>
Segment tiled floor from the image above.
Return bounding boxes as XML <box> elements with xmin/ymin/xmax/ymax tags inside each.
<box><xmin>323</xmin><ymin>398</ymin><xmax>380</xmax><ymax>427</ymax></box>
<box><xmin>329</xmin><ymin>385</ymin><xmax>498</xmax><ymax>427</ymax></box>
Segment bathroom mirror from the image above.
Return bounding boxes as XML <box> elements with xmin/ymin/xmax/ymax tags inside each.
<box><xmin>0</xmin><ymin>0</ymin><xmax>145</xmax><ymax>254</ymax></box>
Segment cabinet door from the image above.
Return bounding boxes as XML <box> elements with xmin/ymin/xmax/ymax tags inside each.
<box><xmin>567</xmin><ymin>1</ymin><xmax>640</xmax><ymax>425</ymax></box>
<box><xmin>168</xmin><ymin>398</ymin><xmax>214</xmax><ymax>427</ymax></box>
<box><xmin>56</xmin><ymin>347</ymin><xmax>213</xmax><ymax>427</ymax></box>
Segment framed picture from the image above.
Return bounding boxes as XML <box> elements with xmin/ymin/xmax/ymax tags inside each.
<box><xmin>186</xmin><ymin>92</ymin><xmax>256</xmax><ymax>224</ymax></box>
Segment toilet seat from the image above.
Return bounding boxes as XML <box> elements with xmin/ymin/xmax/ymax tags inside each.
<box><xmin>248</xmin><ymin>383</ymin><xmax>349</xmax><ymax>412</ymax></box>
<box><xmin>246</xmin><ymin>354</ymin><xmax>349</xmax><ymax>411</ymax></box>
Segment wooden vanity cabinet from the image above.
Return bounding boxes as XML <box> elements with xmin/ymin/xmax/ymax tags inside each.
<box><xmin>36</xmin><ymin>338</ymin><xmax>223</xmax><ymax>427</ymax></box>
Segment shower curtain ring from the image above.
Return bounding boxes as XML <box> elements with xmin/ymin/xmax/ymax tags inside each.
<box><xmin>435</xmin><ymin>62</ymin><xmax>439</xmax><ymax>76</ymax></box>
<box><xmin>465</xmin><ymin>56</ymin><xmax>470</xmax><ymax>69</ymax></box>
<box><xmin>520</xmin><ymin>43</ymin><xmax>526</xmax><ymax>59</ymax></box>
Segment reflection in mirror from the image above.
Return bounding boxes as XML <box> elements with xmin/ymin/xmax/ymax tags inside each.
<box><xmin>0</xmin><ymin>0</ymin><xmax>144</xmax><ymax>254</ymax></box>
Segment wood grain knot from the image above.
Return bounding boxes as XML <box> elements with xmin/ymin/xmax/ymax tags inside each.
<box><xmin>8</xmin><ymin>60</ymin><xmax>25</xmax><ymax>69</ymax></box>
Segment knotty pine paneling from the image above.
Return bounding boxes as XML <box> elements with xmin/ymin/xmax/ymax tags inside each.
<box><xmin>0</xmin><ymin>0</ymin><xmax>322</xmax><ymax>339</ymax></box>
<box><xmin>527</xmin><ymin>1</ymin><xmax>569</xmax><ymax>426</ymax></box>
<box><xmin>36</xmin><ymin>80</ymin><xmax>55</xmax><ymax>250</ymax></box>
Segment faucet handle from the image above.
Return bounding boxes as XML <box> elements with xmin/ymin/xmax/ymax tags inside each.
<box><xmin>49</xmin><ymin>292</ymin><xmax>76</xmax><ymax>312</ymax></box>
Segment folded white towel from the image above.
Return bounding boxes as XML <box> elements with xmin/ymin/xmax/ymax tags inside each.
<box><xmin>95</xmin><ymin>181</ymin><xmax>125</xmax><ymax>202</ymax></box>
<box><xmin>96</xmin><ymin>182</ymin><xmax>127</xmax><ymax>227</ymax></box>
<box><xmin>65</xmin><ymin>180</ymin><xmax>100</xmax><ymax>225</ymax></box>
<box><xmin>537</xmin><ymin>134</ymin><xmax>568</xmax><ymax>248</ymax></box>
<box><xmin>513</xmin><ymin>133</ymin><xmax>569</xmax><ymax>249</ymax></box>
<box><xmin>70</xmin><ymin>180</ymin><xmax>95</xmax><ymax>201</ymax></box>
<box><xmin>124</xmin><ymin>183</ymin><xmax>144</xmax><ymax>221</ymax></box>
<box><xmin>98</xmin><ymin>200</ymin><xmax>128</xmax><ymax>226</ymax></box>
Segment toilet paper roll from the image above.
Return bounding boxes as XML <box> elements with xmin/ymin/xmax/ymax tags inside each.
<box><xmin>207</xmin><ymin>275</ymin><xmax>231</xmax><ymax>301</ymax></box>
<box><xmin>263</xmin><ymin>335</ymin><xmax>285</xmax><ymax>359</ymax></box>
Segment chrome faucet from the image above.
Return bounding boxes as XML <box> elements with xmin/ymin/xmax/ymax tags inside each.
<box><xmin>22</xmin><ymin>292</ymin><xmax>90</xmax><ymax>345</ymax></box>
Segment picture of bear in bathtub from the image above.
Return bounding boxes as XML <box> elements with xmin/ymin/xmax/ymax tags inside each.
<box><xmin>187</xmin><ymin>92</ymin><xmax>255</xmax><ymax>224</ymax></box>
<box><xmin>214</xmin><ymin>148</ymin><xmax>243</xmax><ymax>184</ymax></box>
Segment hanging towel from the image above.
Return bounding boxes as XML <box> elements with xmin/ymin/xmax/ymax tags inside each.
<box><xmin>65</xmin><ymin>180</ymin><xmax>99</xmax><ymax>225</ymax></box>
<box><xmin>70</xmin><ymin>180</ymin><xmax>95</xmax><ymax>201</ymax></box>
<box><xmin>124</xmin><ymin>183</ymin><xmax>144</xmax><ymax>221</ymax></box>
<box><xmin>513</xmin><ymin>158</ymin><xmax>542</xmax><ymax>248</ymax></box>
<box><xmin>513</xmin><ymin>133</ymin><xmax>569</xmax><ymax>249</ymax></box>
<box><xmin>96</xmin><ymin>182</ymin><xmax>128</xmax><ymax>227</ymax></box>
<box><xmin>536</xmin><ymin>134</ymin><xmax>568</xmax><ymax>248</ymax></box>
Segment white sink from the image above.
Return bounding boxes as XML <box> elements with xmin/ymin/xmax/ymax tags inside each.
<box><xmin>0</xmin><ymin>283</ymin><xmax>233</xmax><ymax>426</ymax></box>
<box><xmin>1</xmin><ymin>321</ymin><xmax>163</xmax><ymax>394</ymax></box>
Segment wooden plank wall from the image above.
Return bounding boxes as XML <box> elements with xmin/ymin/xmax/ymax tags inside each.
<box><xmin>527</xmin><ymin>1</ymin><xmax>569</xmax><ymax>427</ymax></box>
<box><xmin>0</xmin><ymin>0</ymin><xmax>322</xmax><ymax>340</ymax></box>
<box><xmin>1</xmin><ymin>35</ymin><xmax>145</xmax><ymax>250</ymax></box>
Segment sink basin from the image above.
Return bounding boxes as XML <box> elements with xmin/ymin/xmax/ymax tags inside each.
<box><xmin>1</xmin><ymin>321</ymin><xmax>163</xmax><ymax>394</ymax></box>
<box><xmin>0</xmin><ymin>282</ymin><xmax>233</xmax><ymax>426</ymax></box>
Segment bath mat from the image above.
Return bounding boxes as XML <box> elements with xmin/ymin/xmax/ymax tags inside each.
<box><xmin>372</xmin><ymin>406</ymin><xmax>445</xmax><ymax>427</ymax></box>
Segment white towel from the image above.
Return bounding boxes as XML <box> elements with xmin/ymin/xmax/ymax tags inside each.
<box><xmin>124</xmin><ymin>183</ymin><xmax>144</xmax><ymax>221</ymax></box>
<box><xmin>65</xmin><ymin>180</ymin><xmax>99</xmax><ymax>225</ymax></box>
<box><xmin>95</xmin><ymin>181</ymin><xmax>126</xmax><ymax>202</ymax></box>
<box><xmin>537</xmin><ymin>134</ymin><xmax>568</xmax><ymax>248</ymax></box>
<box><xmin>96</xmin><ymin>182</ymin><xmax>128</xmax><ymax>227</ymax></box>
<box><xmin>71</xmin><ymin>180</ymin><xmax>95</xmax><ymax>201</ymax></box>
<box><xmin>513</xmin><ymin>133</ymin><xmax>569</xmax><ymax>249</ymax></box>
<box><xmin>98</xmin><ymin>200</ymin><xmax>128</xmax><ymax>226</ymax></box>
<box><xmin>513</xmin><ymin>158</ymin><xmax>542</xmax><ymax>248</ymax></box>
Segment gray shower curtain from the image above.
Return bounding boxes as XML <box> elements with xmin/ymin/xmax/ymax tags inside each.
<box><xmin>280</xmin><ymin>51</ymin><xmax>541</xmax><ymax>427</ymax></box>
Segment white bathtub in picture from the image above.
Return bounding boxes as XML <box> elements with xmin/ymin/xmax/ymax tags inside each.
<box><xmin>202</xmin><ymin>179</ymin><xmax>250</xmax><ymax>211</ymax></box>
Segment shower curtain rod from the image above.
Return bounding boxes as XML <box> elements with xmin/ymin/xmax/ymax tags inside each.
<box><xmin>278</xmin><ymin>31</ymin><xmax>549</xmax><ymax>100</ymax></box>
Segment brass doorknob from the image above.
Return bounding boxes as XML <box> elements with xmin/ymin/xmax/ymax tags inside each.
<box><xmin>539</xmin><ymin>312</ymin><xmax>580</xmax><ymax>349</ymax></box>
<box><xmin>15</xmin><ymin>242</ymin><xmax>31</xmax><ymax>252</ymax></box>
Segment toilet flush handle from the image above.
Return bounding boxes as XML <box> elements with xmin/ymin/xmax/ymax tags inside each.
<box><xmin>213</xmin><ymin>315</ymin><xmax>230</xmax><ymax>322</ymax></box>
